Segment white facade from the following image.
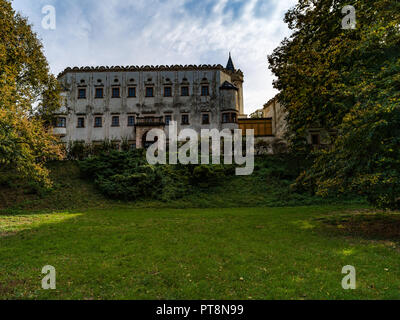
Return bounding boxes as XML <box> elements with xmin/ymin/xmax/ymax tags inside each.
<box><xmin>54</xmin><ymin>61</ymin><xmax>245</xmax><ymax>149</ymax></box>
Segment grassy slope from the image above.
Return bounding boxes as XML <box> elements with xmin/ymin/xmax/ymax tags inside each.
<box><xmin>0</xmin><ymin>161</ymin><xmax>365</xmax><ymax>213</ymax></box>
<box><xmin>0</xmin><ymin>206</ymin><xmax>399</xmax><ymax>300</ymax></box>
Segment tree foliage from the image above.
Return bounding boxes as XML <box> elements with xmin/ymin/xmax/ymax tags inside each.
<box><xmin>0</xmin><ymin>0</ymin><xmax>63</xmax><ymax>187</ymax></box>
<box><xmin>269</xmin><ymin>0</ymin><xmax>400</xmax><ymax>209</ymax></box>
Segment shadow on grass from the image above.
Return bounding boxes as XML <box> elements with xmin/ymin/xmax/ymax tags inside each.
<box><xmin>316</xmin><ymin>211</ymin><xmax>400</xmax><ymax>242</ymax></box>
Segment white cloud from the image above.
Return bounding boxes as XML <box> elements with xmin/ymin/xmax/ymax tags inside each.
<box><xmin>11</xmin><ymin>0</ymin><xmax>297</xmax><ymax>114</ymax></box>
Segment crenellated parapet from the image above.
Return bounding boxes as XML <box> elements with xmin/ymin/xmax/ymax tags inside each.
<box><xmin>58</xmin><ymin>64</ymin><xmax>244</xmax><ymax>78</ymax></box>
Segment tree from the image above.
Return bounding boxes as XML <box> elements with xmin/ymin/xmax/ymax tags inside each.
<box><xmin>0</xmin><ymin>0</ymin><xmax>63</xmax><ymax>187</ymax></box>
<box><xmin>269</xmin><ymin>0</ymin><xmax>400</xmax><ymax>209</ymax></box>
<box><xmin>250</xmin><ymin>110</ymin><xmax>264</xmax><ymax>118</ymax></box>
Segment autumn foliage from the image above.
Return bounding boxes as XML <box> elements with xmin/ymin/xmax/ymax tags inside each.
<box><xmin>0</xmin><ymin>0</ymin><xmax>63</xmax><ymax>187</ymax></box>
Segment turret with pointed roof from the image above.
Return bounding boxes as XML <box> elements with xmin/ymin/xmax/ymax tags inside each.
<box><xmin>226</xmin><ymin>52</ymin><xmax>235</xmax><ymax>72</ymax></box>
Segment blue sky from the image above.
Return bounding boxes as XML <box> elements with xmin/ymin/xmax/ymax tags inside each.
<box><xmin>11</xmin><ymin>0</ymin><xmax>297</xmax><ymax>114</ymax></box>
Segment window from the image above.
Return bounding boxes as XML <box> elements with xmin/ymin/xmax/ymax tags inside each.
<box><xmin>146</xmin><ymin>87</ymin><xmax>154</xmax><ymax>97</ymax></box>
<box><xmin>164</xmin><ymin>86</ymin><xmax>172</xmax><ymax>97</ymax></box>
<box><xmin>165</xmin><ymin>115</ymin><xmax>172</xmax><ymax>125</ymax></box>
<box><xmin>95</xmin><ymin>88</ymin><xmax>103</xmax><ymax>99</ymax></box>
<box><xmin>127</xmin><ymin>116</ymin><xmax>135</xmax><ymax>127</ymax></box>
<box><xmin>128</xmin><ymin>87</ymin><xmax>136</xmax><ymax>98</ymax></box>
<box><xmin>201</xmin><ymin>85</ymin><xmax>209</xmax><ymax>96</ymax></box>
<box><xmin>181</xmin><ymin>114</ymin><xmax>189</xmax><ymax>125</ymax></box>
<box><xmin>78</xmin><ymin>89</ymin><xmax>86</xmax><ymax>99</ymax></box>
<box><xmin>311</xmin><ymin>134</ymin><xmax>320</xmax><ymax>145</ymax></box>
<box><xmin>130</xmin><ymin>144</ymin><xmax>136</xmax><ymax>151</ymax></box>
<box><xmin>232</xmin><ymin>113</ymin><xmax>237</xmax><ymax>123</ymax></box>
<box><xmin>222</xmin><ymin>112</ymin><xmax>237</xmax><ymax>124</ymax></box>
<box><xmin>181</xmin><ymin>86</ymin><xmax>189</xmax><ymax>96</ymax></box>
<box><xmin>112</xmin><ymin>87</ymin><xmax>120</xmax><ymax>98</ymax></box>
<box><xmin>77</xmin><ymin>117</ymin><xmax>85</xmax><ymax>128</ymax></box>
<box><xmin>94</xmin><ymin>117</ymin><xmax>102</xmax><ymax>128</ymax></box>
<box><xmin>111</xmin><ymin>116</ymin><xmax>120</xmax><ymax>127</ymax></box>
<box><xmin>56</xmin><ymin>117</ymin><xmax>66</xmax><ymax>128</ymax></box>
<box><xmin>202</xmin><ymin>113</ymin><xmax>210</xmax><ymax>125</ymax></box>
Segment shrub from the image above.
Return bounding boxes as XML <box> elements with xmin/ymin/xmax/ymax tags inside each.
<box><xmin>79</xmin><ymin>150</ymin><xmax>235</xmax><ymax>201</ymax></box>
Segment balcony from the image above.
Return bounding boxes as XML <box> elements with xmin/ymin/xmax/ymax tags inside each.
<box><xmin>53</xmin><ymin>127</ymin><xmax>67</xmax><ymax>135</ymax></box>
<box><xmin>135</xmin><ymin>117</ymin><xmax>165</xmax><ymax>127</ymax></box>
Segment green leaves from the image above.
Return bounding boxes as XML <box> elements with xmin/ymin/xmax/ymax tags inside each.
<box><xmin>270</xmin><ymin>0</ymin><xmax>400</xmax><ymax>209</ymax></box>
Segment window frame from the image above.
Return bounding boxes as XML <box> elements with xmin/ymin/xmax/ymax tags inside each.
<box><xmin>145</xmin><ymin>87</ymin><xmax>154</xmax><ymax>98</ymax></box>
<box><xmin>181</xmin><ymin>86</ymin><xmax>189</xmax><ymax>97</ymax></box>
<box><xmin>202</xmin><ymin>113</ymin><xmax>210</xmax><ymax>125</ymax></box>
<box><xmin>127</xmin><ymin>116</ymin><xmax>135</xmax><ymax>127</ymax></box>
<box><xmin>111</xmin><ymin>116</ymin><xmax>120</xmax><ymax>127</ymax></box>
<box><xmin>94</xmin><ymin>117</ymin><xmax>103</xmax><ymax>128</ymax></box>
<box><xmin>56</xmin><ymin>117</ymin><xmax>66</xmax><ymax>128</ymax></box>
<box><xmin>165</xmin><ymin>115</ymin><xmax>172</xmax><ymax>125</ymax></box>
<box><xmin>128</xmin><ymin>87</ymin><xmax>136</xmax><ymax>98</ymax></box>
<box><xmin>201</xmin><ymin>85</ymin><xmax>210</xmax><ymax>97</ymax></box>
<box><xmin>78</xmin><ymin>88</ymin><xmax>86</xmax><ymax>99</ymax></box>
<box><xmin>222</xmin><ymin>112</ymin><xmax>238</xmax><ymax>124</ymax></box>
<box><xmin>164</xmin><ymin>86</ymin><xmax>172</xmax><ymax>97</ymax></box>
<box><xmin>112</xmin><ymin>87</ymin><xmax>120</xmax><ymax>98</ymax></box>
<box><xmin>181</xmin><ymin>114</ymin><xmax>190</xmax><ymax>125</ymax></box>
<box><xmin>95</xmin><ymin>88</ymin><xmax>104</xmax><ymax>99</ymax></box>
<box><xmin>77</xmin><ymin>117</ymin><xmax>85</xmax><ymax>128</ymax></box>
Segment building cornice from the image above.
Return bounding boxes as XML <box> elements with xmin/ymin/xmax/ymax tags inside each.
<box><xmin>58</xmin><ymin>64</ymin><xmax>244</xmax><ymax>78</ymax></box>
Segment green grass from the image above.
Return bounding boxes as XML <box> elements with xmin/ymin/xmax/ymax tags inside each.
<box><xmin>0</xmin><ymin>206</ymin><xmax>399</xmax><ymax>300</ymax></box>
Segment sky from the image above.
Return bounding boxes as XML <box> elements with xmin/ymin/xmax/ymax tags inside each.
<box><xmin>11</xmin><ymin>0</ymin><xmax>297</xmax><ymax>115</ymax></box>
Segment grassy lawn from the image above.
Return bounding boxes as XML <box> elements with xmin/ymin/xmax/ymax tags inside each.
<box><xmin>0</xmin><ymin>205</ymin><xmax>399</xmax><ymax>300</ymax></box>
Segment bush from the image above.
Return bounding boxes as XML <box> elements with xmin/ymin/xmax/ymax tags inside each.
<box><xmin>79</xmin><ymin>150</ymin><xmax>235</xmax><ymax>201</ymax></box>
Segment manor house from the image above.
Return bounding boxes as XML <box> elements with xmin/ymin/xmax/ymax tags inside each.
<box><xmin>54</xmin><ymin>55</ymin><xmax>246</xmax><ymax>149</ymax></box>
